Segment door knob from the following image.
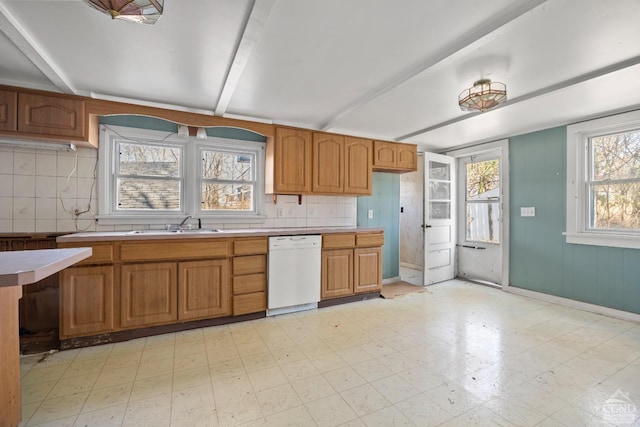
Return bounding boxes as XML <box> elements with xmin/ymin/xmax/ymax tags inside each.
<box><xmin>421</xmin><ymin>224</ymin><xmax>432</xmax><ymax>229</ymax></box>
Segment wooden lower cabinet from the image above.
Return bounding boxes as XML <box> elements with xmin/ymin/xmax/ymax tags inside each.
<box><xmin>60</xmin><ymin>266</ymin><xmax>115</xmax><ymax>338</ymax></box>
<box><xmin>321</xmin><ymin>249</ymin><xmax>353</xmax><ymax>299</ymax></box>
<box><xmin>354</xmin><ymin>248</ymin><xmax>382</xmax><ymax>294</ymax></box>
<box><xmin>178</xmin><ymin>259</ymin><xmax>230</xmax><ymax>321</ymax></box>
<box><xmin>121</xmin><ymin>262</ymin><xmax>177</xmax><ymax>328</ymax></box>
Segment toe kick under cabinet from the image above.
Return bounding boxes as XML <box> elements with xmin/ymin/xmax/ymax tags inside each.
<box><xmin>58</xmin><ymin>238</ymin><xmax>255</xmax><ymax>340</ymax></box>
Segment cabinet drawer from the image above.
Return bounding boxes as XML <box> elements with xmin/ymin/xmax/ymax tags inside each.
<box><xmin>233</xmin><ymin>292</ymin><xmax>266</xmax><ymax>315</ymax></box>
<box><xmin>356</xmin><ymin>233</ymin><xmax>384</xmax><ymax>247</ymax></box>
<box><xmin>233</xmin><ymin>255</ymin><xmax>266</xmax><ymax>275</ymax></box>
<box><xmin>59</xmin><ymin>243</ymin><xmax>113</xmax><ymax>265</ymax></box>
<box><xmin>233</xmin><ymin>238</ymin><xmax>267</xmax><ymax>256</ymax></box>
<box><xmin>233</xmin><ymin>273</ymin><xmax>266</xmax><ymax>295</ymax></box>
<box><xmin>121</xmin><ymin>240</ymin><xmax>229</xmax><ymax>261</ymax></box>
<box><xmin>322</xmin><ymin>233</ymin><xmax>355</xmax><ymax>249</ymax></box>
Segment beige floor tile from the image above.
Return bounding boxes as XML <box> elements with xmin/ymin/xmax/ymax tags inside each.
<box><xmin>61</xmin><ymin>359</ymin><xmax>106</xmax><ymax>380</ymax></box>
<box><xmin>81</xmin><ymin>382</ymin><xmax>132</xmax><ymax>413</ymax></box>
<box><xmin>173</xmin><ymin>342</ymin><xmax>206</xmax><ymax>357</ymax></box>
<box><xmin>304</xmin><ymin>394</ymin><xmax>359</xmax><ymax>427</ymax></box>
<box><xmin>216</xmin><ymin>393</ymin><xmax>263</xmax><ymax>426</ymax></box>
<box><xmin>171</xmin><ymin>383</ymin><xmax>215</xmax><ymax>415</ymax></box>
<box><xmin>261</xmin><ymin>404</ymin><xmax>317</xmax><ymax>427</ymax></box>
<box><xmin>122</xmin><ymin>393</ymin><xmax>172</xmax><ymax>427</ymax></box>
<box><xmin>136</xmin><ymin>357</ymin><xmax>174</xmax><ymax>380</ymax></box>
<box><xmin>334</xmin><ymin>346</ymin><xmax>375</xmax><ymax>366</ymax></box>
<box><xmin>280</xmin><ymin>359</ymin><xmax>320</xmax><ymax>382</ymax></box>
<box><xmin>352</xmin><ymin>358</ymin><xmax>394</xmax><ymax>383</ymax></box>
<box><xmin>174</xmin><ymin>351</ymin><xmax>208</xmax><ymax>373</ymax></box>
<box><xmin>73</xmin><ymin>403</ymin><xmax>127</xmax><ymax>426</ymax></box>
<box><xmin>309</xmin><ymin>352</ymin><xmax>348</xmax><ymax>373</ymax></box>
<box><xmin>438</xmin><ymin>405</ymin><xmax>515</xmax><ymax>427</ymax></box>
<box><xmin>27</xmin><ymin>391</ymin><xmax>89</xmax><ymax>425</ymax></box>
<box><xmin>141</xmin><ymin>346</ymin><xmax>175</xmax><ymax>363</ymax></box>
<box><xmin>256</xmin><ymin>383</ymin><xmax>302</xmax><ymax>416</ymax></box>
<box><xmin>129</xmin><ymin>373</ymin><xmax>173</xmax><ymax>402</ymax></box>
<box><xmin>93</xmin><ymin>365</ymin><xmax>138</xmax><ymax>390</ymax></box>
<box><xmin>271</xmin><ymin>346</ymin><xmax>307</xmax><ymax>365</ymax></box>
<box><xmin>110</xmin><ymin>339</ymin><xmax>146</xmax><ymax>356</ymax></box>
<box><xmin>290</xmin><ymin>374</ymin><xmax>336</xmax><ymax>404</ymax></box>
<box><xmin>247</xmin><ymin>365</ymin><xmax>289</xmax><ymax>392</ymax></box>
<box><xmin>484</xmin><ymin>395</ymin><xmax>547</xmax><ymax>426</ymax></box>
<box><xmin>506</xmin><ymin>381</ymin><xmax>569</xmax><ymax>416</ymax></box>
<box><xmin>27</xmin><ymin>415</ymin><xmax>77</xmax><ymax>427</ymax></box>
<box><xmin>423</xmin><ymin>382</ymin><xmax>483</xmax><ymax>418</ymax></box>
<box><xmin>209</xmin><ymin>358</ymin><xmax>246</xmax><ymax>381</ymax></box>
<box><xmin>21</xmin><ymin>380</ymin><xmax>56</xmax><ymax>405</ymax></box>
<box><xmin>394</xmin><ymin>393</ymin><xmax>452</xmax><ymax>426</ymax></box>
<box><xmin>20</xmin><ymin>401</ymin><xmax>41</xmax><ymax>425</ymax></box>
<box><xmin>340</xmin><ymin>383</ymin><xmax>391</xmax><ymax>417</ymax></box>
<box><xmin>236</xmin><ymin>340</ymin><xmax>270</xmax><ymax>357</ymax></box>
<box><xmin>172</xmin><ymin>365</ymin><xmax>211</xmax><ymax>392</ymax></box>
<box><xmin>241</xmin><ymin>351</ymin><xmax>278</xmax><ymax>372</ymax></box>
<box><xmin>170</xmin><ymin>405</ymin><xmax>217</xmax><ymax>427</ymax></box>
<box><xmin>551</xmin><ymin>404</ymin><xmax>616</xmax><ymax>426</ymax></box>
<box><xmin>360</xmin><ymin>405</ymin><xmax>414</xmax><ymax>427</ymax></box>
<box><xmin>323</xmin><ymin>366</ymin><xmax>367</xmax><ymax>393</ymax></box>
<box><xmin>370</xmin><ymin>374</ymin><xmax>420</xmax><ymax>404</ymax></box>
<box><xmin>48</xmin><ymin>372</ymin><xmax>99</xmax><ymax>399</ymax></box>
<box><xmin>21</xmin><ymin>365</ymin><xmax>68</xmax><ymax>386</ymax></box>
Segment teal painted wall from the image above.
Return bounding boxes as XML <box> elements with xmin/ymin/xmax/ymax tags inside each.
<box><xmin>99</xmin><ymin>116</ymin><xmax>266</xmax><ymax>142</ymax></box>
<box><xmin>509</xmin><ymin>127</ymin><xmax>640</xmax><ymax>314</ymax></box>
<box><xmin>357</xmin><ymin>172</ymin><xmax>400</xmax><ymax>279</ymax></box>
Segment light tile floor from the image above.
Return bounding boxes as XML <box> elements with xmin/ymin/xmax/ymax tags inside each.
<box><xmin>18</xmin><ymin>280</ymin><xmax>640</xmax><ymax>427</ymax></box>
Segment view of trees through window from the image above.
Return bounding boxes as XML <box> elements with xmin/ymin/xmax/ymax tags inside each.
<box><xmin>117</xmin><ymin>142</ymin><xmax>181</xmax><ymax>210</ymax></box>
<box><xmin>465</xmin><ymin>159</ymin><xmax>500</xmax><ymax>243</ymax></box>
<box><xmin>590</xmin><ymin>130</ymin><xmax>640</xmax><ymax>231</ymax></box>
<box><xmin>201</xmin><ymin>150</ymin><xmax>254</xmax><ymax>211</ymax></box>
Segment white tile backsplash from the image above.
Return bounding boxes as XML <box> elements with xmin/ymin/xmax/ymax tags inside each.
<box><xmin>0</xmin><ymin>145</ymin><xmax>357</xmax><ymax>233</ymax></box>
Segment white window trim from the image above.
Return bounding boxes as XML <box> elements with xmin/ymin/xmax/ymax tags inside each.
<box><xmin>566</xmin><ymin>110</ymin><xmax>640</xmax><ymax>249</ymax></box>
<box><xmin>97</xmin><ymin>125</ymin><xmax>265</xmax><ymax>226</ymax></box>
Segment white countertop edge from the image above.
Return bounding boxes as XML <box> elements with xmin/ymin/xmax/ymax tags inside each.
<box><xmin>0</xmin><ymin>248</ymin><xmax>93</xmax><ymax>287</ymax></box>
<box><xmin>56</xmin><ymin>227</ymin><xmax>385</xmax><ymax>243</ymax></box>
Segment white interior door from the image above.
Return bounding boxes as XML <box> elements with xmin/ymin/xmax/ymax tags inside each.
<box><xmin>456</xmin><ymin>149</ymin><xmax>503</xmax><ymax>285</ymax></box>
<box><xmin>423</xmin><ymin>153</ymin><xmax>456</xmax><ymax>285</ymax></box>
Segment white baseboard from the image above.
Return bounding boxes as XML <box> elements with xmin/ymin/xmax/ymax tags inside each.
<box><xmin>504</xmin><ymin>284</ymin><xmax>640</xmax><ymax>324</ymax></box>
<box><xmin>383</xmin><ymin>276</ymin><xmax>401</xmax><ymax>285</ymax></box>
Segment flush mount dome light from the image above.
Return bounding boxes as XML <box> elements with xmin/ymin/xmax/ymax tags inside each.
<box><xmin>458</xmin><ymin>79</ymin><xmax>507</xmax><ymax>112</ymax></box>
<box><xmin>84</xmin><ymin>0</ymin><xmax>164</xmax><ymax>25</ymax></box>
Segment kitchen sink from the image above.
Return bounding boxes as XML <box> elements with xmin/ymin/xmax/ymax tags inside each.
<box><xmin>127</xmin><ymin>229</ymin><xmax>221</xmax><ymax>235</ymax></box>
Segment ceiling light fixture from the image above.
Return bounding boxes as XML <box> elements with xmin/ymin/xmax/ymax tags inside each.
<box><xmin>458</xmin><ymin>79</ymin><xmax>507</xmax><ymax>112</ymax></box>
<box><xmin>0</xmin><ymin>138</ymin><xmax>76</xmax><ymax>152</ymax></box>
<box><xmin>83</xmin><ymin>0</ymin><xmax>164</xmax><ymax>25</ymax></box>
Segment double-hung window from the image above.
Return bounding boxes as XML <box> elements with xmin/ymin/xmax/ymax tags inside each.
<box><xmin>566</xmin><ymin>110</ymin><xmax>640</xmax><ymax>248</ymax></box>
<box><xmin>98</xmin><ymin>125</ymin><xmax>264</xmax><ymax>225</ymax></box>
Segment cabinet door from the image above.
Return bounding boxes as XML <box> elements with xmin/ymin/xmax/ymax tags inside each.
<box><xmin>18</xmin><ymin>93</ymin><xmax>85</xmax><ymax>138</ymax></box>
<box><xmin>313</xmin><ymin>132</ymin><xmax>344</xmax><ymax>193</ymax></box>
<box><xmin>178</xmin><ymin>259</ymin><xmax>230</xmax><ymax>321</ymax></box>
<box><xmin>354</xmin><ymin>248</ymin><xmax>382</xmax><ymax>294</ymax></box>
<box><xmin>60</xmin><ymin>266</ymin><xmax>115</xmax><ymax>338</ymax></box>
<box><xmin>273</xmin><ymin>127</ymin><xmax>312</xmax><ymax>193</ymax></box>
<box><xmin>121</xmin><ymin>262</ymin><xmax>177</xmax><ymax>328</ymax></box>
<box><xmin>0</xmin><ymin>89</ymin><xmax>17</xmax><ymax>132</ymax></box>
<box><xmin>344</xmin><ymin>137</ymin><xmax>373</xmax><ymax>195</ymax></box>
<box><xmin>321</xmin><ymin>249</ymin><xmax>353</xmax><ymax>299</ymax></box>
<box><xmin>397</xmin><ymin>143</ymin><xmax>418</xmax><ymax>171</ymax></box>
<box><xmin>373</xmin><ymin>141</ymin><xmax>397</xmax><ymax>168</ymax></box>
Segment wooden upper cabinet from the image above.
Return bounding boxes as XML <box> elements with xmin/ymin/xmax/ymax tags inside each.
<box><xmin>313</xmin><ymin>133</ymin><xmax>344</xmax><ymax>193</ymax></box>
<box><xmin>397</xmin><ymin>143</ymin><xmax>418</xmax><ymax>170</ymax></box>
<box><xmin>373</xmin><ymin>141</ymin><xmax>397</xmax><ymax>168</ymax></box>
<box><xmin>268</xmin><ymin>127</ymin><xmax>312</xmax><ymax>194</ymax></box>
<box><xmin>344</xmin><ymin>137</ymin><xmax>373</xmax><ymax>195</ymax></box>
<box><xmin>18</xmin><ymin>93</ymin><xmax>86</xmax><ymax>139</ymax></box>
<box><xmin>373</xmin><ymin>140</ymin><xmax>417</xmax><ymax>172</ymax></box>
<box><xmin>0</xmin><ymin>89</ymin><xmax>17</xmax><ymax>132</ymax></box>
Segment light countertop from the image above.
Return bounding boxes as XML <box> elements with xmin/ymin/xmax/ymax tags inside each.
<box><xmin>0</xmin><ymin>247</ymin><xmax>92</xmax><ymax>287</ymax></box>
<box><xmin>56</xmin><ymin>227</ymin><xmax>384</xmax><ymax>243</ymax></box>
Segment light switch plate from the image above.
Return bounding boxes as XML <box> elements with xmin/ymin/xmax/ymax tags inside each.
<box><xmin>368</xmin><ymin>209</ymin><xmax>374</xmax><ymax>219</ymax></box>
<box><xmin>520</xmin><ymin>207</ymin><xmax>535</xmax><ymax>217</ymax></box>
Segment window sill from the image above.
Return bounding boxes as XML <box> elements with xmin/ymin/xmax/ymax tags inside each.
<box><xmin>564</xmin><ymin>232</ymin><xmax>640</xmax><ymax>249</ymax></box>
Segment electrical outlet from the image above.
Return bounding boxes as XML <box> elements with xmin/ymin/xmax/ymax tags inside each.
<box><xmin>277</xmin><ymin>207</ymin><xmax>285</xmax><ymax>218</ymax></box>
<box><xmin>367</xmin><ymin>209</ymin><xmax>374</xmax><ymax>219</ymax></box>
<box><xmin>520</xmin><ymin>207</ymin><xmax>536</xmax><ymax>217</ymax></box>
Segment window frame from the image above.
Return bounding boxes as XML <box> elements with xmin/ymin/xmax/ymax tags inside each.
<box><xmin>97</xmin><ymin>125</ymin><xmax>265</xmax><ymax>225</ymax></box>
<box><xmin>566</xmin><ymin>110</ymin><xmax>640</xmax><ymax>249</ymax></box>
<box><xmin>461</xmin><ymin>153</ymin><xmax>501</xmax><ymax>245</ymax></box>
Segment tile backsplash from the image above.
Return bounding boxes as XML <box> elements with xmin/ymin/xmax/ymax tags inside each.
<box><xmin>0</xmin><ymin>145</ymin><xmax>356</xmax><ymax>233</ymax></box>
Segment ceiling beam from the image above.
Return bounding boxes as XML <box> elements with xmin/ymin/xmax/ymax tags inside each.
<box><xmin>317</xmin><ymin>0</ymin><xmax>547</xmax><ymax>132</ymax></box>
<box><xmin>0</xmin><ymin>2</ymin><xmax>75</xmax><ymax>94</ymax></box>
<box><xmin>397</xmin><ymin>54</ymin><xmax>640</xmax><ymax>141</ymax></box>
<box><xmin>215</xmin><ymin>0</ymin><xmax>276</xmax><ymax>116</ymax></box>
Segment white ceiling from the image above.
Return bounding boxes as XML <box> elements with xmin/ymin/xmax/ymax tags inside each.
<box><xmin>1</xmin><ymin>0</ymin><xmax>640</xmax><ymax>151</ymax></box>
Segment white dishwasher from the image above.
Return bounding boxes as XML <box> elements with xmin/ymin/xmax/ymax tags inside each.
<box><xmin>267</xmin><ymin>235</ymin><xmax>321</xmax><ymax>316</ymax></box>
